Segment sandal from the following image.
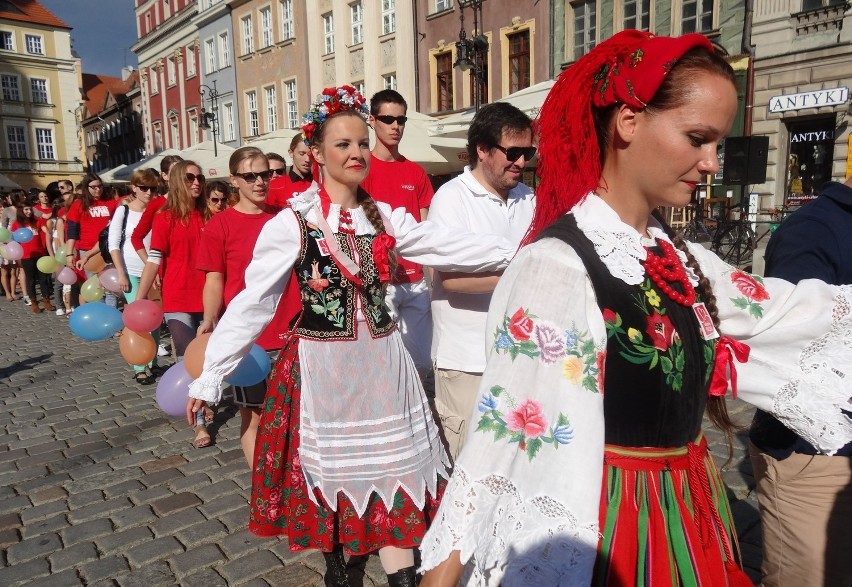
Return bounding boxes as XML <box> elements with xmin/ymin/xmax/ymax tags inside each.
<box><xmin>193</xmin><ymin>425</ymin><xmax>212</xmax><ymax>448</ymax></box>
<box><xmin>133</xmin><ymin>372</ymin><xmax>152</xmax><ymax>385</ymax></box>
<box><xmin>202</xmin><ymin>405</ymin><xmax>215</xmax><ymax>423</ymax></box>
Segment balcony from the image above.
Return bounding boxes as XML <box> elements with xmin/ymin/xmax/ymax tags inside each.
<box><xmin>793</xmin><ymin>3</ymin><xmax>846</xmax><ymax>36</ymax></box>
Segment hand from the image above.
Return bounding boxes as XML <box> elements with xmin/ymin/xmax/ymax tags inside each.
<box><xmin>118</xmin><ymin>275</ymin><xmax>131</xmax><ymax>293</ymax></box>
<box><xmin>186</xmin><ymin>398</ymin><xmax>207</xmax><ymax>426</ymax></box>
<box><xmin>197</xmin><ymin>319</ymin><xmax>215</xmax><ymax>336</ymax></box>
<box><xmin>74</xmin><ymin>259</ymin><xmax>85</xmax><ymax>271</ymax></box>
<box><xmin>154</xmin><ymin>274</ymin><xmax>162</xmax><ymax>290</ymax></box>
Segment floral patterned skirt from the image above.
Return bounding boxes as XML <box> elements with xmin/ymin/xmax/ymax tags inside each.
<box><xmin>249</xmin><ymin>336</ymin><xmax>446</xmax><ymax>554</ymax></box>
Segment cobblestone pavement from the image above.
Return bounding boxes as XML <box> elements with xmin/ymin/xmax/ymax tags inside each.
<box><xmin>0</xmin><ymin>299</ymin><xmax>763</xmax><ymax>586</ymax></box>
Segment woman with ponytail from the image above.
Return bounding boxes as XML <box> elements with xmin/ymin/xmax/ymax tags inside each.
<box><xmin>186</xmin><ymin>86</ymin><xmax>517</xmax><ymax>587</ymax></box>
<box><xmin>419</xmin><ymin>30</ymin><xmax>852</xmax><ymax>587</ymax></box>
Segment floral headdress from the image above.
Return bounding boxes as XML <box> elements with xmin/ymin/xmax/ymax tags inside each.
<box><xmin>301</xmin><ymin>85</ymin><xmax>370</xmax><ymax>146</ymax></box>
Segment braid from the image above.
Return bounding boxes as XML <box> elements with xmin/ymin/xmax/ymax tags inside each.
<box><xmin>357</xmin><ymin>190</ymin><xmax>398</xmax><ymax>281</ymax></box>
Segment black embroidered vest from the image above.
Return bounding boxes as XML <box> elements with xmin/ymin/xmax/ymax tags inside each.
<box><xmin>292</xmin><ymin>211</ymin><xmax>396</xmax><ymax>341</ymax></box>
<box><xmin>539</xmin><ymin>215</ymin><xmax>716</xmax><ymax>447</ymax></box>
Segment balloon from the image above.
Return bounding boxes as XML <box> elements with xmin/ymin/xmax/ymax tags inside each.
<box><xmin>123</xmin><ymin>299</ymin><xmax>164</xmax><ymax>334</ymax></box>
<box><xmin>3</xmin><ymin>241</ymin><xmax>23</xmax><ymax>261</ymax></box>
<box><xmin>98</xmin><ymin>267</ymin><xmax>122</xmax><ymax>293</ymax></box>
<box><xmin>12</xmin><ymin>228</ymin><xmax>33</xmax><ymax>244</ymax></box>
<box><xmin>155</xmin><ymin>362</ymin><xmax>194</xmax><ymax>417</ymax></box>
<box><xmin>36</xmin><ymin>256</ymin><xmax>60</xmax><ymax>274</ymax></box>
<box><xmin>183</xmin><ymin>333</ymin><xmax>212</xmax><ymax>379</ymax></box>
<box><xmin>54</xmin><ymin>243</ymin><xmax>68</xmax><ymax>264</ymax></box>
<box><xmin>0</xmin><ymin>226</ymin><xmax>11</xmax><ymax>243</ymax></box>
<box><xmin>68</xmin><ymin>302</ymin><xmax>123</xmax><ymax>341</ymax></box>
<box><xmin>56</xmin><ymin>267</ymin><xmax>78</xmax><ymax>285</ymax></box>
<box><xmin>119</xmin><ymin>328</ymin><xmax>157</xmax><ymax>366</ymax></box>
<box><xmin>80</xmin><ymin>276</ymin><xmax>105</xmax><ymax>302</ymax></box>
<box><xmin>226</xmin><ymin>344</ymin><xmax>271</xmax><ymax>387</ymax></box>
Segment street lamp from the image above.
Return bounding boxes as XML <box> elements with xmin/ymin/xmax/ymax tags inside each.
<box><xmin>454</xmin><ymin>0</ymin><xmax>488</xmax><ymax>112</ymax></box>
<box><xmin>199</xmin><ymin>81</ymin><xmax>220</xmax><ymax>156</ymax></box>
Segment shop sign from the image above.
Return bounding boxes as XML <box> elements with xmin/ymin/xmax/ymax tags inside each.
<box><xmin>768</xmin><ymin>87</ymin><xmax>849</xmax><ymax>113</ymax></box>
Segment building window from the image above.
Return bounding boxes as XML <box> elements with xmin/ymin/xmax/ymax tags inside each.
<box><xmin>222</xmin><ymin>102</ymin><xmax>235</xmax><ymax>141</ymax></box>
<box><xmin>170</xmin><ymin>119</ymin><xmax>180</xmax><ymax>149</ymax></box>
<box><xmin>218</xmin><ymin>32</ymin><xmax>231</xmax><ymax>68</ymax></box>
<box><xmin>803</xmin><ymin>0</ymin><xmax>845</xmax><ymax>9</ymax></box>
<box><xmin>381</xmin><ymin>0</ymin><xmax>396</xmax><ymax>34</ymax></box>
<box><xmin>508</xmin><ymin>30</ymin><xmax>530</xmax><ymax>94</ymax></box>
<box><xmin>30</xmin><ymin>78</ymin><xmax>48</xmax><ymax>104</ymax></box>
<box><xmin>260</xmin><ymin>7</ymin><xmax>273</xmax><ymax>48</ymax></box>
<box><xmin>36</xmin><ymin>128</ymin><xmax>54</xmax><ymax>160</ymax></box>
<box><xmin>25</xmin><ymin>34</ymin><xmax>43</xmax><ymax>54</ymax></box>
<box><xmin>623</xmin><ymin>0</ymin><xmax>651</xmax><ymax>30</ymax></box>
<box><xmin>1</xmin><ymin>31</ymin><xmax>13</xmax><ymax>51</ymax></box>
<box><xmin>351</xmin><ymin>2</ymin><xmax>363</xmax><ymax>45</ymax></box>
<box><xmin>281</xmin><ymin>0</ymin><xmax>294</xmax><ymax>40</ymax></box>
<box><xmin>285</xmin><ymin>80</ymin><xmax>298</xmax><ymax>128</ymax></box>
<box><xmin>353</xmin><ymin>80</ymin><xmax>365</xmax><ymax>96</ymax></box>
<box><xmin>681</xmin><ymin>0</ymin><xmax>713</xmax><ymax>34</ymax></box>
<box><xmin>205</xmin><ymin>38</ymin><xmax>216</xmax><ymax>73</ymax></box>
<box><xmin>265</xmin><ymin>85</ymin><xmax>278</xmax><ymax>132</ymax></box>
<box><xmin>436</xmin><ymin>52</ymin><xmax>453</xmax><ymax>111</ymax></box>
<box><xmin>246</xmin><ymin>90</ymin><xmax>259</xmax><ymax>136</ymax></box>
<box><xmin>435</xmin><ymin>0</ymin><xmax>452</xmax><ymax>12</ymax></box>
<box><xmin>242</xmin><ymin>15</ymin><xmax>254</xmax><ymax>54</ymax></box>
<box><xmin>186</xmin><ymin>46</ymin><xmax>196</xmax><ymax>76</ymax></box>
<box><xmin>572</xmin><ymin>0</ymin><xmax>597</xmax><ymax>60</ymax></box>
<box><xmin>7</xmin><ymin>126</ymin><xmax>26</xmax><ymax>159</ymax></box>
<box><xmin>167</xmin><ymin>56</ymin><xmax>176</xmax><ymax>86</ymax></box>
<box><xmin>154</xmin><ymin>124</ymin><xmax>163</xmax><ymax>151</ymax></box>
<box><xmin>1</xmin><ymin>74</ymin><xmax>20</xmax><ymax>101</ymax></box>
<box><xmin>323</xmin><ymin>13</ymin><xmax>334</xmax><ymax>54</ymax></box>
<box><xmin>149</xmin><ymin>67</ymin><xmax>159</xmax><ymax>93</ymax></box>
<box><xmin>383</xmin><ymin>73</ymin><xmax>397</xmax><ymax>90</ymax></box>
<box><xmin>189</xmin><ymin>113</ymin><xmax>199</xmax><ymax>146</ymax></box>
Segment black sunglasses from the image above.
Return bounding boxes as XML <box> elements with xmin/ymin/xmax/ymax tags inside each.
<box><xmin>234</xmin><ymin>170</ymin><xmax>274</xmax><ymax>183</ymax></box>
<box><xmin>270</xmin><ymin>167</ymin><xmax>286</xmax><ymax>176</ymax></box>
<box><xmin>375</xmin><ymin>115</ymin><xmax>407</xmax><ymax>125</ymax></box>
<box><xmin>135</xmin><ymin>185</ymin><xmax>156</xmax><ymax>192</ymax></box>
<box><xmin>493</xmin><ymin>144</ymin><xmax>537</xmax><ymax>163</ymax></box>
<box><xmin>185</xmin><ymin>172</ymin><xmax>206</xmax><ymax>183</ymax></box>
<box><xmin>209</xmin><ymin>197</ymin><xmax>223</xmax><ymax>203</ymax></box>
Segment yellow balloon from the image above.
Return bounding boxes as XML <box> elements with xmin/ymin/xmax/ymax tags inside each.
<box><xmin>80</xmin><ymin>275</ymin><xmax>105</xmax><ymax>302</ymax></box>
<box><xmin>36</xmin><ymin>256</ymin><xmax>60</xmax><ymax>274</ymax></box>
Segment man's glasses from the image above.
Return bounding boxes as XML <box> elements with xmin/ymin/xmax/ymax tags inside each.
<box><xmin>185</xmin><ymin>173</ymin><xmax>206</xmax><ymax>183</ymax></box>
<box><xmin>493</xmin><ymin>145</ymin><xmax>537</xmax><ymax>163</ymax></box>
<box><xmin>270</xmin><ymin>168</ymin><xmax>286</xmax><ymax>176</ymax></box>
<box><xmin>209</xmin><ymin>197</ymin><xmax>223</xmax><ymax>204</ymax></box>
<box><xmin>89</xmin><ymin>183</ymin><xmax>104</xmax><ymax>190</ymax></box>
<box><xmin>135</xmin><ymin>185</ymin><xmax>156</xmax><ymax>192</ymax></box>
<box><xmin>375</xmin><ymin>115</ymin><xmax>408</xmax><ymax>126</ymax></box>
<box><xmin>233</xmin><ymin>170</ymin><xmax>274</xmax><ymax>183</ymax></box>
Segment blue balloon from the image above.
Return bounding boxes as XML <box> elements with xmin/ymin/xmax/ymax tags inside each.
<box><xmin>68</xmin><ymin>302</ymin><xmax>124</xmax><ymax>341</ymax></box>
<box><xmin>226</xmin><ymin>344</ymin><xmax>271</xmax><ymax>387</ymax></box>
<box><xmin>12</xmin><ymin>228</ymin><xmax>34</xmax><ymax>244</ymax></box>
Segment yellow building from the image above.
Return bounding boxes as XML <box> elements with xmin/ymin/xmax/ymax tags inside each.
<box><xmin>0</xmin><ymin>0</ymin><xmax>84</xmax><ymax>190</ymax></box>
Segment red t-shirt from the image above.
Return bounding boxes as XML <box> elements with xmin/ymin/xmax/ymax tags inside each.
<box><xmin>10</xmin><ymin>221</ymin><xmax>47</xmax><ymax>258</ymax></box>
<box><xmin>131</xmin><ymin>195</ymin><xmax>166</xmax><ymax>253</ymax></box>
<box><xmin>66</xmin><ymin>198</ymin><xmax>119</xmax><ymax>250</ymax></box>
<box><xmin>196</xmin><ymin>207</ymin><xmax>299</xmax><ymax>350</ymax></box>
<box><xmin>34</xmin><ymin>204</ymin><xmax>52</xmax><ymax>219</ymax></box>
<box><xmin>150</xmin><ymin>209</ymin><xmax>206</xmax><ymax>313</ymax></box>
<box><xmin>361</xmin><ymin>156</ymin><xmax>434</xmax><ymax>283</ymax></box>
<box><xmin>267</xmin><ymin>170</ymin><xmax>313</xmax><ymax>208</ymax></box>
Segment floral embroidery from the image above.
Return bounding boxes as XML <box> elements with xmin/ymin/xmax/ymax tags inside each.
<box><xmin>730</xmin><ymin>270</ymin><xmax>770</xmax><ymax>319</ymax></box>
<box><xmin>494</xmin><ymin>308</ymin><xmax>603</xmax><ymax>393</ymax></box>
<box><xmin>476</xmin><ymin>385</ymin><xmax>574</xmax><ymax>461</ymax></box>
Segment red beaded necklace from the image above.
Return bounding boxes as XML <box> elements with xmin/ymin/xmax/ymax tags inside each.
<box><xmin>643</xmin><ymin>239</ymin><xmax>696</xmax><ymax>307</ymax></box>
<box><xmin>338</xmin><ymin>209</ymin><xmax>356</xmax><ymax>234</ymax></box>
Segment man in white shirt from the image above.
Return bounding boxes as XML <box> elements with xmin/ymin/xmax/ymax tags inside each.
<box><xmin>429</xmin><ymin>102</ymin><xmax>536</xmax><ymax>460</ymax></box>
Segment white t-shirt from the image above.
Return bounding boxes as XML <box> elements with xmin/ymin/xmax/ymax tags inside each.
<box><xmin>429</xmin><ymin>166</ymin><xmax>535</xmax><ymax>372</ymax></box>
<box><xmin>107</xmin><ymin>206</ymin><xmax>149</xmax><ymax>277</ymax></box>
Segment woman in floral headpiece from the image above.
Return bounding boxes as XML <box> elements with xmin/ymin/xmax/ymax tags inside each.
<box><xmin>419</xmin><ymin>30</ymin><xmax>852</xmax><ymax>587</ymax></box>
<box><xmin>186</xmin><ymin>85</ymin><xmax>518</xmax><ymax>587</ymax></box>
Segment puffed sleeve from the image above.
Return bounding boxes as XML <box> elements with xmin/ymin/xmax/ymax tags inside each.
<box><xmin>420</xmin><ymin>238</ymin><xmax>606</xmax><ymax>587</ymax></box>
<box><xmin>688</xmin><ymin>243</ymin><xmax>852</xmax><ymax>455</ymax></box>
<box><xmin>187</xmin><ymin>209</ymin><xmax>302</xmax><ymax>404</ymax></box>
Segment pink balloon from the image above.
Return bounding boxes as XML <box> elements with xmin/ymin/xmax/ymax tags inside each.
<box><xmin>123</xmin><ymin>299</ymin><xmax>164</xmax><ymax>333</ymax></box>
<box><xmin>3</xmin><ymin>241</ymin><xmax>23</xmax><ymax>261</ymax></box>
<box><xmin>57</xmin><ymin>266</ymin><xmax>78</xmax><ymax>285</ymax></box>
<box><xmin>98</xmin><ymin>267</ymin><xmax>122</xmax><ymax>293</ymax></box>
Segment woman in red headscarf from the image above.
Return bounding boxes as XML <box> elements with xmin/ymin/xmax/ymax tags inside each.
<box><xmin>419</xmin><ymin>30</ymin><xmax>852</xmax><ymax>587</ymax></box>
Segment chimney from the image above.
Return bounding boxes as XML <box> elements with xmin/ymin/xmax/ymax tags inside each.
<box><xmin>121</xmin><ymin>66</ymin><xmax>134</xmax><ymax>81</ymax></box>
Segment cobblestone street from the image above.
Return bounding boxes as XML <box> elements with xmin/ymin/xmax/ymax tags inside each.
<box><xmin>0</xmin><ymin>299</ymin><xmax>763</xmax><ymax>586</ymax></box>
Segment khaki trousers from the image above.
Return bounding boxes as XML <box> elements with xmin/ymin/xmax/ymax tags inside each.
<box><xmin>434</xmin><ymin>368</ymin><xmax>482</xmax><ymax>462</ymax></box>
<box><xmin>749</xmin><ymin>442</ymin><xmax>852</xmax><ymax>587</ymax></box>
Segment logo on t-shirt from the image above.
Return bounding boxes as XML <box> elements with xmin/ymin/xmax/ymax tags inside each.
<box><xmin>400</xmin><ymin>184</ymin><xmax>415</xmax><ymax>191</ymax></box>
<box><xmin>89</xmin><ymin>205</ymin><xmax>111</xmax><ymax>218</ymax></box>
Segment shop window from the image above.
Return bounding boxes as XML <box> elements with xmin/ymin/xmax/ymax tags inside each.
<box><xmin>785</xmin><ymin>117</ymin><xmax>835</xmax><ymax>206</ymax></box>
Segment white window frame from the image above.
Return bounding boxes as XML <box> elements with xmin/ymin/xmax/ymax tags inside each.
<box><xmin>222</xmin><ymin>102</ymin><xmax>235</xmax><ymax>141</ymax></box>
<box><xmin>383</xmin><ymin>73</ymin><xmax>397</xmax><ymax>90</ymax></box>
<box><xmin>205</xmin><ymin>38</ymin><xmax>216</xmax><ymax>73</ymax></box>
<box><xmin>623</xmin><ymin>0</ymin><xmax>651</xmax><ymax>31</ymax></box>
<box><xmin>242</xmin><ymin>15</ymin><xmax>254</xmax><ymax>55</ymax></box>
<box><xmin>246</xmin><ymin>90</ymin><xmax>259</xmax><ymax>136</ymax></box>
<box><xmin>188</xmin><ymin>111</ymin><xmax>199</xmax><ymax>146</ymax></box>
<box><xmin>186</xmin><ymin>45</ymin><xmax>197</xmax><ymax>77</ymax></box>
<box><xmin>154</xmin><ymin>124</ymin><xmax>163</xmax><ymax>151</ymax></box>
<box><xmin>280</xmin><ymin>0</ymin><xmax>294</xmax><ymax>40</ymax></box>
<box><xmin>167</xmin><ymin>55</ymin><xmax>176</xmax><ymax>86</ymax></box>
<box><xmin>265</xmin><ymin>85</ymin><xmax>278</xmax><ymax>132</ymax></box>
<box><xmin>435</xmin><ymin>0</ymin><xmax>453</xmax><ymax>13</ymax></box>
<box><xmin>382</xmin><ymin>0</ymin><xmax>396</xmax><ymax>35</ymax></box>
<box><xmin>1</xmin><ymin>74</ymin><xmax>21</xmax><ymax>101</ymax></box>
<box><xmin>323</xmin><ymin>13</ymin><xmax>334</xmax><ymax>55</ymax></box>
<box><xmin>35</xmin><ymin>127</ymin><xmax>55</xmax><ymax>160</ymax></box>
<box><xmin>169</xmin><ymin>118</ymin><xmax>180</xmax><ymax>149</ymax></box>
<box><xmin>351</xmin><ymin>2</ymin><xmax>363</xmax><ymax>45</ymax></box>
<box><xmin>24</xmin><ymin>34</ymin><xmax>43</xmax><ymax>54</ymax></box>
<box><xmin>0</xmin><ymin>31</ymin><xmax>14</xmax><ymax>51</ymax></box>
<box><xmin>572</xmin><ymin>0</ymin><xmax>597</xmax><ymax>61</ymax></box>
<box><xmin>285</xmin><ymin>79</ymin><xmax>298</xmax><ymax>128</ymax></box>
<box><xmin>7</xmin><ymin>125</ymin><xmax>27</xmax><ymax>159</ymax></box>
<box><xmin>218</xmin><ymin>31</ymin><xmax>231</xmax><ymax>68</ymax></box>
<box><xmin>681</xmin><ymin>0</ymin><xmax>715</xmax><ymax>34</ymax></box>
<box><xmin>30</xmin><ymin>78</ymin><xmax>49</xmax><ymax>104</ymax></box>
<box><xmin>353</xmin><ymin>80</ymin><xmax>365</xmax><ymax>96</ymax></box>
<box><xmin>260</xmin><ymin>6</ymin><xmax>273</xmax><ymax>48</ymax></box>
<box><xmin>149</xmin><ymin>66</ymin><xmax>159</xmax><ymax>93</ymax></box>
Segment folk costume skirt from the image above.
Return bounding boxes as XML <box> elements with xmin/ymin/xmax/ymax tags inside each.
<box><xmin>248</xmin><ymin>336</ymin><xmax>445</xmax><ymax>554</ymax></box>
<box><xmin>594</xmin><ymin>436</ymin><xmax>753</xmax><ymax>587</ymax></box>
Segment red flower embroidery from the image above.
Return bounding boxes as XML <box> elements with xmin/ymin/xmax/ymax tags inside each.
<box><xmin>646</xmin><ymin>313</ymin><xmax>676</xmax><ymax>351</ymax></box>
<box><xmin>602</xmin><ymin>308</ymin><xmax>618</xmax><ymax>325</ymax></box>
<box><xmin>731</xmin><ymin>270</ymin><xmax>769</xmax><ymax>302</ymax></box>
<box><xmin>506</xmin><ymin>399</ymin><xmax>547</xmax><ymax>439</ymax></box>
<box><xmin>508</xmin><ymin>308</ymin><xmax>535</xmax><ymax>341</ymax></box>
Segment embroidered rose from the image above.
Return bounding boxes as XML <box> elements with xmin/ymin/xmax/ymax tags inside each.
<box><xmin>646</xmin><ymin>313</ymin><xmax>676</xmax><ymax>351</ymax></box>
<box><xmin>369</xmin><ymin>507</ymin><xmax>388</xmax><ymax>527</ymax></box>
<box><xmin>534</xmin><ymin>323</ymin><xmax>566</xmax><ymax>364</ymax></box>
<box><xmin>508</xmin><ymin>308</ymin><xmax>535</xmax><ymax>341</ymax></box>
<box><xmin>731</xmin><ymin>270</ymin><xmax>769</xmax><ymax>302</ymax></box>
<box><xmin>505</xmin><ymin>399</ymin><xmax>547</xmax><ymax>439</ymax></box>
<box><xmin>267</xmin><ymin>504</ymin><xmax>279</xmax><ymax>520</ymax></box>
<box><xmin>562</xmin><ymin>356</ymin><xmax>584</xmax><ymax>384</ymax></box>
<box><xmin>602</xmin><ymin>308</ymin><xmax>618</xmax><ymax>325</ymax></box>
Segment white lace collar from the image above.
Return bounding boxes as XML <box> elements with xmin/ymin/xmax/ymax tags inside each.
<box><xmin>572</xmin><ymin>193</ymin><xmax>698</xmax><ymax>287</ymax></box>
<box><xmin>287</xmin><ymin>182</ymin><xmax>378</xmax><ymax>235</ymax></box>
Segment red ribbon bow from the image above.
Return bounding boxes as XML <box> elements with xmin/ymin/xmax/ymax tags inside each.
<box><xmin>372</xmin><ymin>233</ymin><xmax>396</xmax><ymax>284</ymax></box>
<box><xmin>708</xmin><ymin>336</ymin><xmax>750</xmax><ymax>400</ymax></box>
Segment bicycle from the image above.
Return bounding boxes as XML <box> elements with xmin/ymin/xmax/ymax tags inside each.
<box><xmin>678</xmin><ymin>196</ymin><xmax>715</xmax><ymax>244</ymax></box>
<box><xmin>710</xmin><ymin>205</ymin><xmax>755</xmax><ymax>270</ymax></box>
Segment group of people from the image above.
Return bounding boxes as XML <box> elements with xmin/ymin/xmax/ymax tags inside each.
<box><xmin>8</xmin><ymin>30</ymin><xmax>852</xmax><ymax>587</ymax></box>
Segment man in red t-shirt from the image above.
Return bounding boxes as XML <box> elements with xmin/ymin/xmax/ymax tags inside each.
<box><xmin>266</xmin><ymin>133</ymin><xmax>313</xmax><ymax>207</ymax></box>
<box><xmin>361</xmin><ymin>89</ymin><xmax>435</xmax><ymax>393</ymax></box>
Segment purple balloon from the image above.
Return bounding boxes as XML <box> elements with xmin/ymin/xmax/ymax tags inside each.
<box><xmin>155</xmin><ymin>362</ymin><xmax>195</xmax><ymax>417</ymax></box>
<box><xmin>98</xmin><ymin>267</ymin><xmax>122</xmax><ymax>293</ymax></box>
<box><xmin>57</xmin><ymin>267</ymin><xmax>78</xmax><ymax>285</ymax></box>
<box><xmin>3</xmin><ymin>241</ymin><xmax>23</xmax><ymax>261</ymax></box>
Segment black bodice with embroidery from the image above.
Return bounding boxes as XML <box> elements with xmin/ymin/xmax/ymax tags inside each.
<box><xmin>539</xmin><ymin>215</ymin><xmax>716</xmax><ymax>447</ymax></box>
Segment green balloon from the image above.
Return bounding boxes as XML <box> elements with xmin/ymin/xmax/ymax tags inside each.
<box><xmin>0</xmin><ymin>227</ymin><xmax>11</xmax><ymax>243</ymax></box>
<box><xmin>80</xmin><ymin>275</ymin><xmax>105</xmax><ymax>303</ymax></box>
<box><xmin>36</xmin><ymin>255</ymin><xmax>60</xmax><ymax>274</ymax></box>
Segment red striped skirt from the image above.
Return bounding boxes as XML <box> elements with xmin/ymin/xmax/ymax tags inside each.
<box><xmin>593</xmin><ymin>436</ymin><xmax>753</xmax><ymax>586</ymax></box>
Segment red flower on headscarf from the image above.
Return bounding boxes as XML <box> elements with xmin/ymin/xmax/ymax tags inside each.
<box><xmin>730</xmin><ymin>270</ymin><xmax>769</xmax><ymax>302</ymax></box>
<box><xmin>646</xmin><ymin>313</ymin><xmax>676</xmax><ymax>351</ymax></box>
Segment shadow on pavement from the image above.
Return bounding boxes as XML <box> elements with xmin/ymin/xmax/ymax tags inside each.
<box><xmin>0</xmin><ymin>352</ymin><xmax>53</xmax><ymax>380</ymax></box>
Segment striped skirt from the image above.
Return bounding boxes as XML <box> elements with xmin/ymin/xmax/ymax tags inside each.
<box><xmin>594</xmin><ymin>436</ymin><xmax>754</xmax><ymax>586</ymax></box>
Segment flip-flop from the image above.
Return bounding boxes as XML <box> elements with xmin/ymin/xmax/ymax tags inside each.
<box><xmin>193</xmin><ymin>426</ymin><xmax>212</xmax><ymax>448</ymax></box>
